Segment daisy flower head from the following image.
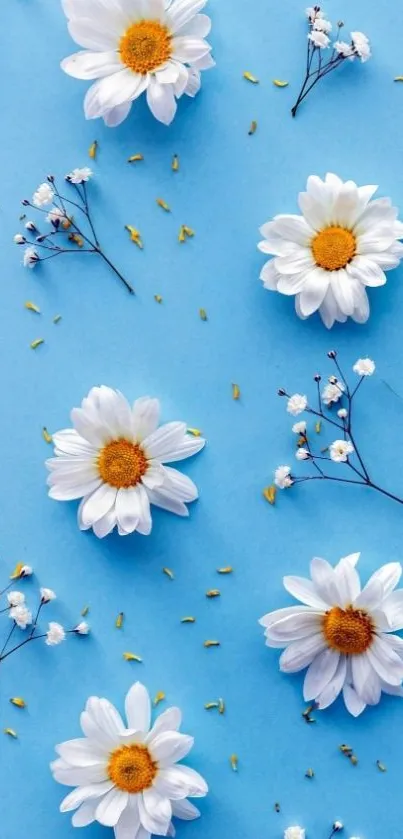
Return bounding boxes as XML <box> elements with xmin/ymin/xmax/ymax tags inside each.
<box><xmin>61</xmin><ymin>0</ymin><xmax>214</xmax><ymax>127</ymax></box>
<box><xmin>258</xmin><ymin>173</ymin><xmax>403</xmax><ymax>328</ymax></box>
<box><xmin>260</xmin><ymin>553</ymin><xmax>403</xmax><ymax>716</ymax></box>
<box><xmin>46</xmin><ymin>387</ymin><xmax>205</xmax><ymax>539</ymax></box>
<box><xmin>353</xmin><ymin>357</ymin><xmax>375</xmax><ymax>376</ymax></box>
<box><xmin>51</xmin><ymin>681</ymin><xmax>208</xmax><ymax>836</ymax></box>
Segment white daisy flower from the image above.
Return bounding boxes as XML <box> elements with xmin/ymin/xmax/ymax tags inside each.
<box><xmin>285</xmin><ymin>828</ymin><xmax>305</xmax><ymax>839</ymax></box>
<box><xmin>322</xmin><ymin>379</ymin><xmax>345</xmax><ymax>405</ymax></box>
<box><xmin>258</xmin><ymin>173</ymin><xmax>403</xmax><ymax>328</ymax></box>
<box><xmin>329</xmin><ymin>439</ymin><xmax>354</xmax><ymax>462</ymax></box>
<box><xmin>7</xmin><ymin>591</ymin><xmax>25</xmax><ymax>607</ymax></box>
<box><xmin>32</xmin><ymin>182</ymin><xmax>55</xmax><ymax>207</ymax></box>
<box><xmin>61</xmin><ymin>0</ymin><xmax>214</xmax><ymax>127</ymax></box>
<box><xmin>292</xmin><ymin>421</ymin><xmax>307</xmax><ymax>434</ymax></box>
<box><xmin>260</xmin><ymin>553</ymin><xmax>403</xmax><ymax>716</ymax></box>
<box><xmin>46</xmin><ymin>622</ymin><xmax>66</xmax><ymax>646</ymax></box>
<box><xmin>23</xmin><ymin>247</ymin><xmax>40</xmax><ymax>269</ymax></box>
<box><xmin>353</xmin><ymin>357</ymin><xmax>375</xmax><ymax>376</ymax></box>
<box><xmin>66</xmin><ymin>167</ymin><xmax>93</xmax><ymax>184</ymax></box>
<box><xmin>274</xmin><ymin>465</ymin><xmax>293</xmax><ymax>489</ymax></box>
<box><xmin>351</xmin><ymin>31</ymin><xmax>371</xmax><ymax>62</ymax></box>
<box><xmin>10</xmin><ymin>605</ymin><xmax>32</xmax><ymax>629</ymax></box>
<box><xmin>287</xmin><ymin>394</ymin><xmax>308</xmax><ymax>416</ymax></box>
<box><xmin>46</xmin><ymin>387</ymin><xmax>205</xmax><ymax>539</ymax></box>
<box><xmin>40</xmin><ymin>587</ymin><xmax>57</xmax><ymax>603</ymax></box>
<box><xmin>308</xmin><ymin>29</ymin><xmax>330</xmax><ymax>48</ymax></box>
<box><xmin>51</xmin><ymin>681</ymin><xmax>208</xmax><ymax>836</ymax></box>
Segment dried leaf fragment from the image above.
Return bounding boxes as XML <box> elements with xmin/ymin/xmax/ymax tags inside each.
<box><xmin>81</xmin><ymin>605</ymin><xmax>89</xmax><ymax>617</ymax></box>
<box><xmin>206</xmin><ymin>589</ymin><xmax>220</xmax><ymax>598</ymax></box>
<box><xmin>217</xmin><ymin>566</ymin><xmax>233</xmax><ymax>574</ymax></box>
<box><xmin>89</xmin><ymin>140</ymin><xmax>98</xmax><ymax>160</ymax></box>
<box><xmin>394</xmin><ymin>76</ymin><xmax>403</xmax><ymax>81</ymax></box>
<box><xmin>30</xmin><ymin>338</ymin><xmax>44</xmax><ymax>350</ymax></box>
<box><xmin>69</xmin><ymin>233</ymin><xmax>84</xmax><ymax>247</ymax></box>
<box><xmin>187</xmin><ymin>428</ymin><xmax>202</xmax><ymax>437</ymax></box>
<box><xmin>153</xmin><ymin>691</ymin><xmax>166</xmax><ymax>706</ymax></box>
<box><xmin>248</xmin><ymin>120</ymin><xmax>257</xmax><ymax>135</ymax></box>
<box><xmin>156</xmin><ymin>198</ymin><xmax>171</xmax><ymax>212</ymax></box>
<box><xmin>163</xmin><ymin>567</ymin><xmax>174</xmax><ymax>580</ymax></box>
<box><xmin>172</xmin><ymin>154</ymin><xmax>179</xmax><ymax>172</ymax></box>
<box><xmin>42</xmin><ymin>427</ymin><xmax>52</xmax><ymax>444</ymax></box>
<box><xmin>115</xmin><ymin>612</ymin><xmax>124</xmax><ymax>629</ymax></box>
<box><xmin>154</xmin><ymin>294</ymin><xmax>163</xmax><ymax>303</ymax></box>
<box><xmin>263</xmin><ymin>485</ymin><xmax>276</xmax><ymax>505</ymax></box>
<box><xmin>4</xmin><ymin>728</ymin><xmax>17</xmax><ymax>738</ymax></box>
<box><xmin>181</xmin><ymin>616</ymin><xmax>196</xmax><ymax>623</ymax></box>
<box><xmin>315</xmin><ymin>421</ymin><xmax>322</xmax><ymax>433</ymax></box>
<box><xmin>179</xmin><ymin>224</ymin><xmax>194</xmax><ymax>242</ymax></box>
<box><xmin>205</xmin><ymin>702</ymin><xmax>219</xmax><ymax>710</ymax></box>
<box><xmin>127</xmin><ymin>154</ymin><xmax>144</xmax><ymax>163</ymax></box>
<box><xmin>10</xmin><ymin>698</ymin><xmax>26</xmax><ymax>708</ymax></box>
<box><xmin>305</xmin><ymin>768</ymin><xmax>315</xmax><ymax>778</ymax></box>
<box><xmin>123</xmin><ymin>652</ymin><xmax>142</xmax><ymax>662</ymax></box>
<box><xmin>232</xmin><ymin>383</ymin><xmax>241</xmax><ymax>400</ymax></box>
<box><xmin>204</xmin><ymin>640</ymin><xmax>220</xmax><ymax>647</ymax></box>
<box><xmin>273</xmin><ymin>79</ymin><xmax>289</xmax><ymax>87</ymax></box>
<box><xmin>218</xmin><ymin>697</ymin><xmax>225</xmax><ymax>714</ymax></box>
<box><xmin>25</xmin><ymin>301</ymin><xmax>41</xmax><ymax>314</ymax></box>
<box><xmin>230</xmin><ymin>753</ymin><xmax>238</xmax><ymax>771</ymax></box>
<box><xmin>199</xmin><ymin>308</ymin><xmax>208</xmax><ymax>321</ymax></box>
<box><xmin>243</xmin><ymin>71</ymin><xmax>259</xmax><ymax>83</ymax></box>
<box><xmin>376</xmin><ymin>760</ymin><xmax>387</xmax><ymax>772</ymax></box>
<box><xmin>125</xmin><ymin>225</ymin><xmax>143</xmax><ymax>249</ymax></box>
<box><xmin>53</xmin><ymin>314</ymin><xmax>62</xmax><ymax>324</ymax></box>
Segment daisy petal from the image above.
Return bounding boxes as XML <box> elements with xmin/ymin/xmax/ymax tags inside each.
<box><xmin>167</xmin><ymin>0</ymin><xmax>206</xmax><ymax>33</ymax></box>
<box><xmin>155</xmin><ymin>765</ymin><xmax>207</xmax><ymax>799</ymax></box>
<box><xmin>132</xmin><ymin>397</ymin><xmax>160</xmax><ymax>440</ymax></box>
<box><xmin>282</xmin><ymin>575</ymin><xmax>328</xmax><ymax>609</ymax></box>
<box><xmin>125</xmin><ymin>682</ymin><xmax>151</xmax><ymax>731</ymax></box>
<box><xmin>343</xmin><ymin>682</ymin><xmax>366</xmax><ymax>717</ymax></box>
<box><xmin>61</xmin><ymin>50</ymin><xmax>122</xmax><ymax>79</ymax></box>
<box><xmin>303</xmin><ymin>648</ymin><xmax>340</xmax><ymax>701</ymax></box>
<box><xmin>171</xmin><ymin>36</ymin><xmax>210</xmax><ymax>63</ymax></box>
<box><xmin>96</xmin><ymin>787</ymin><xmax>129</xmax><ymax>827</ymax></box>
<box><xmin>138</xmin><ymin>793</ymin><xmax>171</xmax><ymax>835</ymax></box>
<box><xmin>146</xmin><ymin>79</ymin><xmax>177</xmax><ymax>125</ymax></box>
<box><xmin>60</xmin><ymin>781</ymin><xmax>114</xmax><ymax>811</ymax></box>
<box><xmin>146</xmin><ymin>707</ymin><xmax>182</xmax><ymax>742</ymax></box>
<box><xmin>80</xmin><ymin>484</ymin><xmax>117</xmax><ymax>527</ymax></box>
<box><xmin>316</xmin><ymin>655</ymin><xmax>347</xmax><ymax>709</ymax></box>
<box><xmin>103</xmin><ymin>100</ymin><xmax>132</xmax><ymax>126</ymax></box>
<box><xmin>149</xmin><ymin>731</ymin><xmax>194</xmax><ymax>766</ymax></box>
<box><xmin>171</xmin><ymin>798</ymin><xmax>201</xmax><ymax>820</ymax></box>
<box><xmin>72</xmin><ymin>800</ymin><xmax>98</xmax><ymax>827</ymax></box>
<box><xmin>279</xmin><ymin>634</ymin><xmax>326</xmax><ymax>673</ymax></box>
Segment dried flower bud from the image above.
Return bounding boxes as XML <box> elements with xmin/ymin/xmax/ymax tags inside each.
<box><xmin>333</xmin><ymin>822</ymin><xmax>344</xmax><ymax>832</ymax></box>
<box><xmin>314</xmin><ymin>374</ymin><xmax>321</xmax><ymax>382</ymax></box>
<box><xmin>337</xmin><ymin>20</ymin><xmax>344</xmax><ymax>27</ymax></box>
<box><xmin>22</xmin><ymin>199</ymin><xmax>30</xmax><ymax>206</ymax></box>
<box><xmin>25</xmin><ymin>221</ymin><xmax>37</xmax><ymax>232</ymax></box>
<box><xmin>47</xmin><ymin>174</ymin><xmax>55</xmax><ymax>183</ymax></box>
<box><xmin>278</xmin><ymin>388</ymin><xmax>286</xmax><ymax>396</ymax></box>
<box><xmin>328</xmin><ymin>375</ymin><xmax>338</xmax><ymax>385</ymax></box>
<box><xmin>13</xmin><ymin>234</ymin><xmax>26</xmax><ymax>245</ymax></box>
<box><xmin>36</xmin><ymin>235</ymin><xmax>46</xmax><ymax>243</ymax></box>
<box><xmin>327</xmin><ymin>350</ymin><xmax>337</xmax><ymax>359</ymax></box>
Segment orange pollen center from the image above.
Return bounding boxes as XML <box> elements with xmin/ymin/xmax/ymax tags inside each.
<box><xmin>108</xmin><ymin>744</ymin><xmax>157</xmax><ymax>793</ymax></box>
<box><xmin>311</xmin><ymin>226</ymin><xmax>356</xmax><ymax>271</ymax></box>
<box><xmin>322</xmin><ymin>606</ymin><xmax>374</xmax><ymax>655</ymax></box>
<box><xmin>119</xmin><ymin>19</ymin><xmax>172</xmax><ymax>74</ymax></box>
<box><xmin>98</xmin><ymin>439</ymin><xmax>148</xmax><ymax>488</ymax></box>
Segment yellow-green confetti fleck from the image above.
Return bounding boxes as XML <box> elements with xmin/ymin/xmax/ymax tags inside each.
<box><xmin>377</xmin><ymin>760</ymin><xmax>387</xmax><ymax>772</ymax></box>
<box><xmin>42</xmin><ymin>427</ymin><xmax>52</xmax><ymax>444</ymax></box>
<box><xmin>53</xmin><ymin>315</ymin><xmax>62</xmax><ymax>324</ymax></box>
<box><xmin>315</xmin><ymin>421</ymin><xmax>322</xmax><ymax>433</ymax></box>
<box><xmin>204</xmin><ymin>640</ymin><xmax>220</xmax><ymax>648</ymax></box>
<box><xmin>181</xmin><ymin>616</ymin><xmax>196</xmax><ymax>623</ymax></box>
<box><xmin>89</xmin><ymin>140</ymin><xmax>98</xmax><ymax>160</ymax></box>
<box><xmin>10</xmin><ymin>698</ymin><xmax>26</xmax><ymax>709</ymax></box>
<box><xmin>305</xmin><ymin>768</ymin><xmax>315</xmax><ymax>778</ymax></box>
<box><xmin>30</xmin><ymin>338</ymin><xmax>44</xmax><ymax>350</ymax></box>
<box><xmin>81</xmin><ymin>605</ymin><xmax>89</xmax><ymax>617</ymax></box>
<box><xmin>230</xmin><ymin>754</ymin><xmax>238</xmax><ymax>771</ymax></box>
<box><xmin>217</xmin><ymin>567</ymin><xmax>233</xmax><ymax>574</ymax></box>
<box><xmin>116</xmin><ymin>612</ymin><xmax>124</xmax><ymax>629</ymax></box>
<box><xmin>232</xmin><ymin>383</ymin><xmax>241</xmax><ymax>400</ymax></box>
<box><xmin>156</xmin><ymin>198</ymin><xmax>171</xmax><ymax>212</ymax></box>
<box><xmin>263</xmin><ymin>485</ymin><xmax>276</xmax><ymax>505</ymax></box>
<box><xmin>273</xmin><ymin>79</ymin><xmax>289</xmax><ymax>87</ymax></box>
<box><xmin>25</xmin><ymin>301</ymin><xmax>41</xmax><ymax>314</ymax></box>
<box><xmin>205</xmin><ymin>702</ymin><xmax>219</xmax><ymax>710</ymax></box>
<box><xmin>123</xmin><ymin>652</ymin><xmax>142</xmax><ymax>662</ymax></box>
<box><xmin>188</xmin><ymin>428</ymin><xmax>202</xmax><ymax>437</ymax></box>
<box><xmin>4</xmin><ymin>728</ymin><xmax>17</xmax><ymax>738</ymax></box>
<box><xmin>154</xmin><ymin>295</ymin><xmax>163</xmax><ymax>304</ymax></box>
<box><xmin>206</xmin><ymin>589</ymin><xmax>220</xmax><ymax>598</ymax></box>
<box><xmin>199</xmin><ymin>308</ymin><xmax>208</xmax><ymax>321</ymax></box>
<box><xmin>248</xmin><ymin>120</ymin><xmax>257</xmax><ymax>135</ymax></box>
<box><xmin>183</xmin><ymin>225</ymin><xmax>194</xmax><ymax>238</ymax></box>
<box><xmin>163</xmin><ymin>567</ymin><xmax>174</xmax><ymax>580</ymax></box>
<box><xmin>127</xmin><ymin>154</ymin><xmax>144</xmax><ymax>163</ymax></box>
<box><xmin>172</xmin><ymin>154</ymin><xmax>179</xmax><ymax>172</ymax></box>
<box><xmin>69</xmin><ymin>233</ymin><xmax>84</xmax><ymax>247</ymax></box>
<box><xmin>125</xmin><ymin>225</ymin><xmax>143</xmax><ymax>249</ymax></box>
<box><xmin>153</xmin><ymin>691</ymin><xmax>166</xmax><ymax>706</ymax></box>
<box><xmin>10</xmin><ymin>563</ymin><xmax>24</xmax><ymax>580</ymax></box>
<box><xmin>218</xmin><ymin>698</ymin><xmax>225</xmax><ymax>714</ymax></box>
<box><xmin>394</xmin><ymin>76</ymin><xmax>403</xmax><ymax>81</ymax></box>
<box><xmin>243</xmin><ymin>71</ymin><xmax>259</xmax><ymax>83</ymax></box>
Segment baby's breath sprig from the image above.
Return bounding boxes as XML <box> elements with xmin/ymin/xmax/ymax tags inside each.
<box><xmin>272</xmin><ymin>352</ymin><xmax>403</xmax><ymax>508</ymax></box>
<box><xmin>0</xmin><ymin>565</ymin><xmax>89</xmax><ymax>665</ymax></box>
<box><xmin>16</xmin><ymin>169</ymin><xmax>134</xmax><ymax>294</ymax></box>
<box><xmin>291</xmin><ymin>7</ymin><xmax>371</xmax><ymax>117</ymax></box>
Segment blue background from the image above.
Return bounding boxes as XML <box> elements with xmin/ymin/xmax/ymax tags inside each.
<box><xmin>2</xmin><ymin>1</ymin><xmax>403</xmax><ymax>837</ymax></box>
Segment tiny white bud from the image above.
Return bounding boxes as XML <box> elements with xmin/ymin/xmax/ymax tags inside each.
<box><xmin>74</xmin><ymin>621</ymin><xmax>90</xmax><ymax>635</ymax></box>
<box><xmin>40</xmin><ymin>587</ymin><xmax>56</xmax><ymax>603</ymax></box>
<box><xmin>337</xmin><ymin>408</ymin><xmax>348</xmax><ymax>419</ymax></box>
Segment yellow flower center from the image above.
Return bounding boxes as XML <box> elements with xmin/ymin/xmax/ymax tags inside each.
<box><xmin>108</xmin><ymin>744</ymin><xmax>157</xmax><ymax>793</ymax></box>
<box><xmin>98</xmin><ymin>439</ymin><xmax>148</xmax><ymax>488</ymax></box>
<box><xmin>322</xmin><ymin>606</ymin><xmax>374</xmax><ymax>655</ymax></box>
<box><xmin>119</xmin><ymin>19</ymin><xmax>172</xmax><ymax>74</ymax></box>
<box><xmin>311</xmin><ymin>226</ymin><xmax>356</xmax><ymax>271</ymax></box>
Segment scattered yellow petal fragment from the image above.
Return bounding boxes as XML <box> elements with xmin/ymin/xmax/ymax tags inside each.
<box><xmin>263</xmin><ymin>485</ymin><xmax>276</xmax><ymax>505</ymax></box>
<box><xmin>218</xmin><ymin>698</ymin><xmax>225</xmax><ymax>714</ymax></box>
<box><xmin>116</xmin><ymin>612</ymin><xmax>124</xmax><ymax>629</ymax></box>
<box><xmin>204</xmin><ymin>640</ymin><xmax>220</xmax><ymax>647</ymax></box>
<box><xmin>206</xmin><ymin>589</ymin><xmax>220</xmax><ymax>598</ymax></box>
<box><xmin>188</xmin><ymin>428</ymin><xmax>202</xmax><ymax>437</ymax></box>
<box><xmin>315</xmin><ymin>421</ymin><xmax>322</xmax><ymax>433</ymax></box>
<box><xmin>394</xmin><ymin>76</ymin><xmax>403</xmax><ymax>81</ymax></box>
<box><xmin>10</xmin><ymin>698</ymin><xmax>26</xmax><ymax>708</ymax></box>
<box><xmin>217</xmin><ymin>567</ymin><xmax>233</xmax><ymax>574</ymax></box>
<box><xmin>232</xmin><ymin>383</ymin><xmax>241</xmax><ymax>400</ymax></box>
<box><xmin>25</xmin><ymin>301</ymin><xmax>41</xmax><ymax>314</ymax></box>
<box><xmin>10</xmin><ymin>563</ymin><xmax>24</xmax><ymax>580</ymax></box>
<box><xmin>69</xmin><ymin>233</ymin><xmax>84</xmax><ymax>247</ymax></box>
<box><xmin>153</xmin><ymin>692</ymin><xmax>166</xmax><ymax>707</ymax></box>
<box><xmin>81</xmin><ymin>605</ymin><xmax>89</xmax><ymax>617</ymax></box>
<box><xmin>30</xmin><ymin>338</ymin><xmax>44</xmax><ymax>350</ymax></box>
<box><xmin>4</xmin><ymin>728</ymin><xmax>17</xmax><ymax>738</ymax></box>
<box><xmin>273</xmin><ymin>79</ymin><xmax>289</xmax><ymax>87</ymax></box>
<box><xmin>42</xmin><ymin>427</ymin><xmax>52</xmax><ymax>444</ymax></box>
<box><xmin>377</xmin><ymin>760</ymin><xmax>387</xmax><ymax>772</ymax></box>
<box><xmin>172</xmin><ymin>154</ymin><xmax>179</xmax><ymax>172</ymax></box>
<box><xmin>163</xmin><ymin>567</ymin><xmax>174</xmax><ymax>580</ymax></box>
<box><xmin>178</xmin><ymin>225</ymin><xmax>186</xmax><ymax>243</ymax></box>
<box><xmin>230</xmin><ymin>754</ymin><xmax>238</xmax><ymax>771</ymax></box>
<box><xmin>248</xmin><ymin>120</ymin><xmax>257</xmax><ymax>135</ymax></box>
<box><xmin>205</xmin><ymin>702</ymin><xmax>219</xmax><ymax>710</ymax></box>
<box><xmin>156</xmin><ymin>198</ymin><xmax>171</xmax><ymax>212</ymax></box>
<box><xmin>183</xmin><ymin>225</ymin><xmax>195</xmax><ymax>238</ymax></box>
<box><xmin>181</xmin><ymin>616</ymin><xmax>196</xmax><ymax>623</ymax></box>
<box><xmin>199</xmin><ymin>308</ymin><xmax>208</xmax><ymax>321</ymax></box>
<box><xmin>154</xmin><ymin>294</ymin><xmax>163</xmax><ymax>304</ymax></box>
<box><xmin>53</xmin><ymin>315</ymin><xmax>62</xmax><ymax>324</ymax></box>
<box><xmin>243</xmin><ymin>71</ymin><xmax>259</xmax><ymax>83</ymax></box>
<box><xmin>128</xmin><ymin>154</ymin><xmax>144</xmax><ymax>163</ymax></box>
<box><xmin>125</xmin><ymin>225</ymin><xmax>143</xmax><ymax>249</ymax></box>
<box><xmin>123</xmin><ymin>652</ymin><xmax>142</xmax><ymax>662</ymax></box>
<box><xmin>89</xmin><ymin>140</ymin><xmax>98</xmax><ymax>160</ymax></box>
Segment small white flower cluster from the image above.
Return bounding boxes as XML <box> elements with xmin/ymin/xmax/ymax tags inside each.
<box><xmin>329</xmin><ymin>440</ymin><xmax>354</xmax><ymax>463</ymax></box>
<box><xmin>284</xmin><ymin>827</ymin><xmax>305</xmax><ymax>839</ymax></box>
<box><xmin>275</xmin><ymin>465</ymin><xmax>293</xmax><ymax>488</ymax></box>
<box><xmin>306</xmin><ymin>7</ymin><xmax>370</xmax><ymax>59</ymax></box>
<box><xmin>32</xmin><ymin>182</ymin><xmax>55</xmax><ymax>208</ymax></box>
<box><xmin>306</xmin><ymin>6</ymin><xmax>332</xmax><ymax>49</ymax></box>
<box><xmin>335</xmin><ymin>31</ymin><xmax>371</xmax><ymax>62</ymax></box>
<box><xmin>65</xmin><ymin>167</ymin><xmax>93</xmax><ymax>184</ymax></box>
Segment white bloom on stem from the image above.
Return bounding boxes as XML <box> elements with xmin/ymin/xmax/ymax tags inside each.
<box><xmin>66</xmin><ymin>167</ymin><xmax>93</xmax><ymax>184</ymax></box>
<box><xmin>25</xmin><ymin>221</ymin><xmax>37</xmax><ymax>232</ymax></box>
<box><xmin>46</xmin><ymin>388</ymin><xmax>205</xmax><ymax>539</ymax></box>
<box><xmin>23</xmin><ymin>247</ymin><xmax>40</xmax><ymax>269</ymax></box>
<box><xmin>353</xmin><ymin>357</ymin><xmax>375</xmax><ymax>376</ymax></box>
<box><xmin>51</xmin><ymin>681</ymin><xmax>208</xmax><ymax>835</ymax></box>
<box><xmin>334</xmin><ymin>40</ymin><xmax>354</xmax><ymax>58</ymax></box>
<box><xmin>329</xmin><ymin>440</ymin><xmax>354</xmax><ymax>462</ymax></box>
<box><xmin>285</xmin><ymin>828</ymin><xmax>306</xmax><ymax>839</ymax></box>
<box><xmin>46</xmin><ymin>207</ymin><xmax>67</xmax><ymax>225</ymax></box>
<box><xmin>337</xmin><ymin>408</ymin><xmax>348</xmax><ymax>419</ymax></box>
<box><xmin>32</xmin><ymin>182</ymin><xmax>55</xmax><ymax>207</ymax></box>
<box><xmin>258</xmin><ymin>173</ymin><xmax>403</xmax><ymax>328</ymax></box>
<box><xmin>41</xmin><ymin>587</ymin><xmax>56</xmax><ymax>603</ymax></box>
<box><xmin>322</xmin><ymin>380</ymin><xmax>345</xmax><ymax>405</ymax></box>
<box><xmin>260</xmin><ymin>553</ymin><xmax>403</xmax><ymax>716</ymax></box>
<box><xmin>10</xmin><ymin>605</ymin><xmax>32</xmax><ymax>629</ymax></box>
<box><xmin>313</xmin><ymin>18</ymin><xmax>332</xmax><ymax>33</ymax></box>
<box><xmin>61</xmin><ymin>0</ymin><xmax>214</xmax><ymax>127</ymax></box>
<box><xmin>333</xmin><ymin>822</ymin><xmax>344</xmax><ymax>832</ymax></box>
<box><xmin>296</xmin><ymin>448</ymin><xmax>310</xmax><ymax>461</ymax></box>
<box><xmin>46</xmin><ymin>622</ymin><xmax>66</xmax><ymax>646</ymax></box>
<box><xmin>274</xmin><ymin>465</ymin><xmax>293</xmax><ymax>489</ymax></box>
<box><xmin>7</xmin><ymin>591</ymin><xmax>25</xmax><ymax>607</ymax></box>
<box><xmin>306</xmin><ymin>7</ymin><xmax>323</xmax><ymax>23</ymax></box>
<box><xmin>287</xmin><ymin>394</ymin><xmax>308</xmax><ymax>416</ymax></box>
<box><xmin>292</xmin><ymin>421</ymin><xmax>307</xmax><ymax>434</ymax></box>
<box><xmin>14</xmin><ymin>233</ymin><xmax>26</xmax><ymax>244</ymax></box>
<box><xmin>351</xmin><ymin>31</ymin><xmax>371</xmax><ymax>62</ymax></box>
<box><xmin>308</xmin><ymin>29</ymin><xmax>330</xmax><ymax>48</ymax></box>
<box><xmin>74</xmin><ymin>621</ymin><xmax>90</xmax><ymax>635</ymax></box>
<box><xmin>20</xmin><ymin>565</ymin><xmax>33</xmax><ymax>577</ymax></box>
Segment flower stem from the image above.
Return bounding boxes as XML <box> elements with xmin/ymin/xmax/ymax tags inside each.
<box><xmin>0</xmin><ymin>623</ymin><xmax>16</xmax><ymax>657</ymax></box>
<box><xmin>96</xmin><ymin>249</ymin><xmax>135</xmax><ymax>295</ymax></box>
